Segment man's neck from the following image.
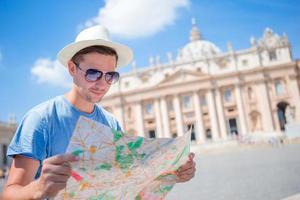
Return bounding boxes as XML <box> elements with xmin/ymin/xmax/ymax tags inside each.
<box><xmin>64</xmin><ymin>88</ymin><xmax>95</xmax><ymax>114</ymax></box>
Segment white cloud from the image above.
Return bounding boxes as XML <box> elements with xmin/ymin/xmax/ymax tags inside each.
<box><xmin>31</xmin><ymin>58</ymin><xmax>72</xmax><ymax>88</ymax></box>
<box><xmin>82</xmin><ymin>0</ymin><xmax>190</xmax><ymax>39</ymax></box>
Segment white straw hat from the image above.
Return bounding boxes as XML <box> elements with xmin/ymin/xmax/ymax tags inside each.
<box><xmin>57</xmin><ymin>25</ymin><xmax>133</xmax><ymax>68</ymax></box>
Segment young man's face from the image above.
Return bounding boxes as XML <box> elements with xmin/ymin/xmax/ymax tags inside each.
<box><xmin>72</xmin><ymin>52</ymin><xmax>117</xmax><ymax>103</ymax></box>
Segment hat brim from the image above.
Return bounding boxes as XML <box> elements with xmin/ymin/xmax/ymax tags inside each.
<box><xmin>57</xmin><ymin>39</ymin><xmax>133</xmax><ymax>68</ymax></box>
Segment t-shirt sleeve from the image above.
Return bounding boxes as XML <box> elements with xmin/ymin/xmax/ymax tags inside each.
<box><xmin>7</xmin><ymin>111</ymin><xmax>48</xmax><ymax>162</ymax></box>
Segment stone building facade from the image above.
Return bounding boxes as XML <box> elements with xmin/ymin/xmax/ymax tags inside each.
<box><xmin>101</xmin><ymin>21</ymin><xmax>300</xmax><ymax>144</ymax></box>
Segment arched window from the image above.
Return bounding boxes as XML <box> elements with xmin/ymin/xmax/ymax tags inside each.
<box><xmin>277</xmin><ymin>102</ymin><xmax>289</xmax><ymax>131</ymax></box>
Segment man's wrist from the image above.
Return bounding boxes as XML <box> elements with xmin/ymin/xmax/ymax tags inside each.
<box><xmin>29</xmin><ymin>180</ymin><xmax>44</xmax><ymax>200</ymax></box>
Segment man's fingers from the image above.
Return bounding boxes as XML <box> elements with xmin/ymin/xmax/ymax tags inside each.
<box><xmin>44</xmin><ymin>154</ymin><xmax>80</xmax><ymax>165</ymax></box>
<box><xmin>189</xmin><ymin>152</ymin><xmax>195</xmax><ymax>161</ymax></box>
<box><xmin>177</xmin><ymin>170</ymin><xmax>196</xmax><ymax>181</ymax></box>
<box><xmin>177</xmin><ymin>161</ymin><xmax>196</xmax><ymax>172</ymax></box>
<box><xmin>177</xmin><ymin>175</ymin><xmax>194</xmax><ymax>182</ymax></box>
<box><xmin>45</xmin><ymin>173</ymin><xmax>70</xmax><ymax>183</ymax></box>
<box><xmin>177</xmin><ymin>167</ymin><xmax>195</xmax><ymax>176</ymax></box>
<box><xmin>175</xmin><ymin>153</ymin><xmax>196</xmax><ymax>183</ymax></box>
<box><xmin>176</xmin><ymin>172</ymin><xmax>195</xmax><ymax>182</ymax></box>
<box><xmin>50</xmin><ymin>165</ymin><xmax>72</xmax><ymax>176</ymax></box>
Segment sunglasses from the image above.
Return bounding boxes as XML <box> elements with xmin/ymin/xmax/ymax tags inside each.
<box><xmin>75</xmin><ymin>64</ymin><xmax>120</xmax><ymax>84</ymax></box>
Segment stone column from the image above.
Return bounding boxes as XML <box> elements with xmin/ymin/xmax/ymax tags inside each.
<box><xmin>215</xmin><ymin>89</ymin><xmax>228</xmax><ymax>140</ymax></box>
<box><xmin>160</xmin><ymin>97</ymin><xmax>171</xmax><ymax>138</ymax></box>
<box><xmin>115</xmin><ymin>81</ymin><xmax>125</xmax><ymax>129</ymax></box>
<box><xmin>154</xmin><ymin>99</ymin><xmax>164</xmax><ymax>138</ymax></box>
<box><xmin>113</xmin><ymin>105</ymin><xmax>125</xmax><ymax>129</ymax></box>
<box><xmin>235</xmin><ymin>84</ymin><xmax>248</xmax><ymax>135</ymax></box>
<box><xmin>193</xmin><ymin>91</ymin><xmax>205</xmax><ymax>143</ymax></box>
<box><xmin>206</xmin><ymin>89</ymin><xmax>220</xmax><ymax>140</ymax></box>
<box><xmin>257</xmin><ymin>81</ymin><xmax>275</xmax><ymax>132</ymax></box>
<box><xmin>134</xmin><ymin>102</ymin><xmax>145</xmax><ymax>137</ymax></box>
<box><xmin>173</xmin><ymin>94</ymin><xmax>184</xmax><ymax>136</ymax></box>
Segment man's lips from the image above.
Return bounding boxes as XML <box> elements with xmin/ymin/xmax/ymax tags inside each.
<box><xmin>89</xmin><ymin>89</ymin><xmax>104</xmax><ymax>95</ymax></box>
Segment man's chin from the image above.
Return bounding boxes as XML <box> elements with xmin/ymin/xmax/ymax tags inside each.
<box><xmin>85</xmin><ymin>94</ymin><xmax>103</xmax><ymax>104</ymax></box>
<box><xmin>94</xmin><ymin>97</ymin><xmax>103</xmax><ymax>103</ymax></box>
<box><xmin>91</xmin><ymin>95</ymin><xmax>103</xmax><ymax>103</ymax></box>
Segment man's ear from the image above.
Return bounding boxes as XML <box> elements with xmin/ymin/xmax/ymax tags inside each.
<box><xmin>67</xmin><ymin>61</ymin><xmax>76</xmax><ymax>77</ymax></box>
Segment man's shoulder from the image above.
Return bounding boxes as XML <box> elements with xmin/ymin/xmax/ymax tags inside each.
<box><xmin>26</xmin><ymin>96</ymin><xmax>63</xmax><ymax>118</ymax></box>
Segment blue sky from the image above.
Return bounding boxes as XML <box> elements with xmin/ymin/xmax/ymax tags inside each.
<box><xmin>0</xmin><ymin>0</ymin><xmax>299</xmax><ymax>122</ymax></box>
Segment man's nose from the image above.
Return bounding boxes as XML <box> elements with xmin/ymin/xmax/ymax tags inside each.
<box><xmin>95</xmin><ymin>76</ymin><xmax>109</xmax><ymax>87</ymax></box>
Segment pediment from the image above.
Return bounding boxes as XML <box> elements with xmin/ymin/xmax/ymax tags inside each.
<box><xmin>157</xmin><ymin>69</ymin><xmax>208</xmax><ymax>87</ymax></box>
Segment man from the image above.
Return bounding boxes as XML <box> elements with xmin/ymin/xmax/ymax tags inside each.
<box><xmin>3</xmin><ymin>25</ymin><xmax>196</xmax><ymax>200</ymax></box>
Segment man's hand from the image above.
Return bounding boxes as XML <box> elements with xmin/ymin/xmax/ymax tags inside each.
<box><xmin>34</xmin><ymin>154</ymin><xmax>79</xmax><ymax>199</ymax></box>
<box><xmin>175</xmin><ymin>152</ymin><xmax>196</xmax><ymax>183</ymax></box>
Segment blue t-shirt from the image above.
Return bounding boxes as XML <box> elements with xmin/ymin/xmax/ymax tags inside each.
<box><xmin>7</xmin><ymin>95</ymin><xmax>122</xmax><ymax>177</ymax></box>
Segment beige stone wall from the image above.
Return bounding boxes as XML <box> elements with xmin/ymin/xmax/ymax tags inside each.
<box><xmin>0</xmin><ymin>122</ymin><xmax>17</xmax><ymax>168</ymax></box>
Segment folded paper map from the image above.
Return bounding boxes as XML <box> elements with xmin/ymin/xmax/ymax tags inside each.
<box><xmin>54</xmin><ymin>116</ymin><xmax>191</xmax><ymax>200</ymax></box>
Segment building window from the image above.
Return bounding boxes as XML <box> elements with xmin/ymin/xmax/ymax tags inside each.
<box><xmin>183</xmin><ymin>95</ymin><xmax>192</xmax><ymax>109</ymax></box>
<box><xmin>145</xmin><ymin>103</ymin><xmax>153</xmax><ymax>115</ymax></box>
<box><xmin>269</xmin><ymin>51</ymin><xmax>277</xmax><ymax>61</ymax></box>
<box><xmin>200</xmin><ymin>95</ymin><xmax>207</xmax><ymax>106</ymax></box>
<box><xmin>275</xmin><ymin>80</ymin><xmax>284</xmax><ymax>95</ymax></box>
<box><xmin>228</xmin><ymin>118</ymin><xmax>238</xmax><ymax>136</ymax></box>
<box><xmin>148</xmin><ymin>130</ymin><xmax>156</xmax><ymax>138</ymax></box>
<box><xmin>187</xmin><ymin>124</ymin><xmax>196</xmax><ymax>141</ymax></box>
<box><xmin>242</xmin><ymin>59</ymin><xmax>248</xmax><ymax>66</ymax></box>
<box><xmin>224</xmin><ymin>89</ymin><xmax>232</xmax><ymax>102</ymax></box>
<box><xmin>205</xmin><ymin>129</ymin><xmax>212</xmax><ymax>139</ymax></box>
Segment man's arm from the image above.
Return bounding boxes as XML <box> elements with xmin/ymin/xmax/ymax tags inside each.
<box><xmin>3</xmin><ymin>155</ymin><xmax>42</xmax><ymax>200</ymax></box>
<box><xmin>3</xmin><ymin>154</ymin><xmax>79</xmax><ymax>200</ymax></box>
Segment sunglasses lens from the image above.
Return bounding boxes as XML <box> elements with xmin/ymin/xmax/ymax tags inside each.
<box><xmin>86</xmin><ymin>69</ymin><xmax>102</xmax><ymax>81</ymax></box>
<box><xmin>105</xmin><ymin>72</ymin><xmax>119</xmax><ymax>84</ymax></box>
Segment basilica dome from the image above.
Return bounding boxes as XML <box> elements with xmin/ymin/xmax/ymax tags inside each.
<box><xmin>178</xmin><ymin>19</ymin><xmax>221</xmax><ymax>60</ymax></box>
